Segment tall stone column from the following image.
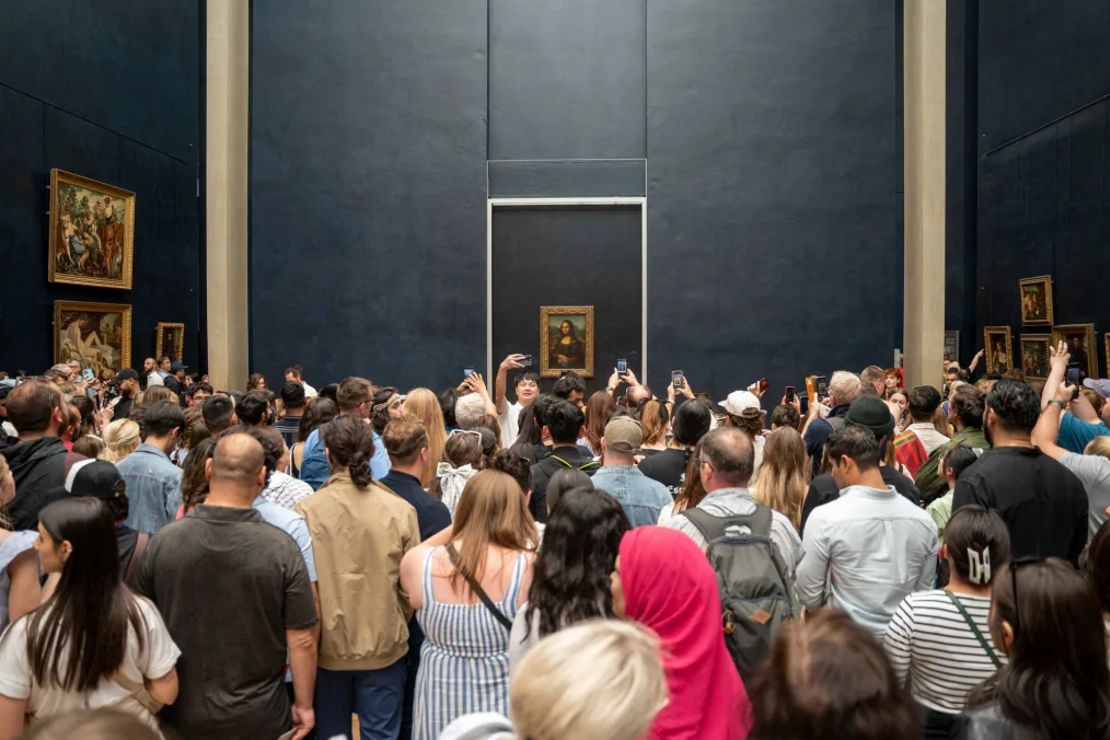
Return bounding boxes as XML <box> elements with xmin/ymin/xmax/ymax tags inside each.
<box><xmin>205</xmin><ymin>0</ymin><xmax>250</xmax><ymax>391</ymax></box>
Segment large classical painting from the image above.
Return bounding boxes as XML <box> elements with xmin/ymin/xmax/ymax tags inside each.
<box><xmin>1018</xmin><ymin>275</ymin><xmax>1053</xmax><ymax>326</ymax></box>
<box><xmin>155</xmin><ymin>322</ymin><xmax>185</xmax><ymax>362</ymax></box>
<box><xmin>1051</xmin><ymin>324</ymin><xmax>1097</xmax><ymax>380</ymax></box>
<box><xmin>48</xmin><ymin>169</ymin><xmax>135</xmax><ymax>289</ymax></box>
<box><xmin>983</xmin><ymin>326</ymin><xmax>1013</xmax><ymax>375</ymax></box>
<box><xmin>1020</xmin><ymin>334</ymin><xmax>1051</xmax><ymax>380</ymax></box>
<box><xmin>540</xmin><ymin>306</ymin><xmax>595</xmax><ymax>378</ymax></box>
<box><xmin>54</xmin><ymin>301</ymin><xmax>132</xmax><ymax>376</ymax></box>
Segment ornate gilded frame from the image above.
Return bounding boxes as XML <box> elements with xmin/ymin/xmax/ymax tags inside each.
<box><xmin>54</xmin><ymin>300</ymin><xmax>132</xmax><ymax>373</ymax></box>
<box><xmin>1018</xmin><ymin>275</ymin><xmax>1053</xmax><ymax>326</ymax></box>
<box><xmin>983</xmin><ymin>326</ymin><xmax>1013</xmax><ymax>375</ymax></box>
<box><xmin>48</xmin><ymin>168</ymin><xmax>135</xmax><ymax>289</ymax></box>
<box><xmin>155</xmin><ymin>322</ymin><xmax>185</xmax><ymax>362</ymax></box>
<box><xmin>539</xmin><ymin>305</ymin><xmax>595</xmax><ymax>378</ymax></box>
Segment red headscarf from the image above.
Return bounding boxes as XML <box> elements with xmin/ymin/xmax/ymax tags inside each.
<box><xmin>619</xmin><ymin>526</ymin><xmax>753</xmax><ymax>740</ymax></box>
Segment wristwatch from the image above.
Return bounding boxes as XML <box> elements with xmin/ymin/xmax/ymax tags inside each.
<box><xmin>1047</xmin><ymin>399</ymin><xmax>1067</xmax><ymax>411</ymax></box>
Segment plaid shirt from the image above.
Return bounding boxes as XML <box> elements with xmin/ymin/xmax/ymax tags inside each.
<box><xmin>261</xmin><ymin>470</ymin><xmax>314</xmax><ymax>510</ymax></box>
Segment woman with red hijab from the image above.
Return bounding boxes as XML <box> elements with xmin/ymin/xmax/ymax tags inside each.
<box><xmin>610</xmin><ymin>526</ymin><xmax>753</xmax><ymax>739</ymax></box>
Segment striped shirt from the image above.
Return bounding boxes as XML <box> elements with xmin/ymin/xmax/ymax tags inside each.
<box><xmin>883</xmin><ymin>590</ymin><xmax>1004</xmax><ymax>713</ymax></box>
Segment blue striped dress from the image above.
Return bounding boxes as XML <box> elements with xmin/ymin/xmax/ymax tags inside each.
<box><xmin>413</xmin><ymin>548</ymin><xmax>525</xmax><ymax>740</ymax></box>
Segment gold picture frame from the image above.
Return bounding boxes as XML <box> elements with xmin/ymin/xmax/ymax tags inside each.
<box><xmin>539</xmin><ymin>306</ymin><xmax>595</xmax><ymax>378</ymax></box>
<box><xmin>1051</xmin><ymin>324</ymin><xmax>1097</xmax><ymax>379</ymax></box>
<box><xmin>54</xmin><ymin>301</ymin><xmax>132</xmax><ymax>376</ymax></box>
<box><xmin>1018</xmin><ymin>275</ymin><xmax>1053</xmax><ymax>326</ymax></box>
<box><xmin>155</xmin><ymin>322</ymin><xmax>185</xmax><ymax>362</ymax></box>
<box><xmin>1019</xmin><ymin>334</ymin><xmax>1051</xmax><ymax>380</ymax></box>
<box><xmin>983</xmin><ymin>326</ymin><xmax>1013</xmax><ymax>375</ymax></box>
<box><xmin>48</xmin><ymin>168</ymin><xmax>135</xmax><ymax>289</ymax></box>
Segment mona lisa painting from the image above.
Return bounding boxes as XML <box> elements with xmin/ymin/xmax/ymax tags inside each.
<box><xmin>540</xmin><ymin>306</ymin><xmax>595</xmax><ymax>378</ymax></box>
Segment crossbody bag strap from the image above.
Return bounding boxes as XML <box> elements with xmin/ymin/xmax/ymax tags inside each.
<box><xmin>944</xmin><ymin>591</ymin><xmax>1002</xmax><ymax>668</ymax></box>
<box><xmin>123</xmin><ymin>531</ymin><xmax>149</xmax><ymax>587</ymax></box>
<box><xmin>445</xmin><ymin>542</ymin><xmax>513</xmax><ymax>631</ymax></box>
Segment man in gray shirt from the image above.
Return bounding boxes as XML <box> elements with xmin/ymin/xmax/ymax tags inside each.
<box><xmin>665</xmin><ymin>426</ymin><xmax>803</xmax><ymax>576</ymax></box>
<box><xmin>1033</xmin><ymin>355</ymin><xmax>1110</xmax><ymax>537</ymax></box>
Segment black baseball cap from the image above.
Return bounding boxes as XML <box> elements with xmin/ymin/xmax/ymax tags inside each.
<box><xmin>115</xmin><ymin>368</ymin><xmax>140</xmax><ymax>383</ymax></box>
<box><xmin>64</xmin><ymin>459</ymin><xmax>127</xmax><ymax>501</ymax></box>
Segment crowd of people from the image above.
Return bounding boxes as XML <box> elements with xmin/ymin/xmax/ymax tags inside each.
<box><xmin>0</xmin><ymin>342</ymin><xmax>1109</xmax><ymax>740</ymax></box>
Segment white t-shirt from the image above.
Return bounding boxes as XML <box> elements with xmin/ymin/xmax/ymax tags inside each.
<box><xmin>499</xmin><ymin>402</ymin><xmax>524</xmax><ymax>448</ymax></box>
<box><xmin>145</xmin><ymin>371</ymin><xmax>164</xmax><ymax>387</ymax></box>
<box><xmin>302</xmin><ymin>381</ymin><xmax>318</xmax><ymax>398</ymax></box>
<box><xmin>0</xmin><ymin>596</ymin><xmax>180</xmax><ymax>719</ymax></box>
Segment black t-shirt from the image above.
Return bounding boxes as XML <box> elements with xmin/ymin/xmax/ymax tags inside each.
<box><xmin>114</xmin><ymin>394</ymin><xmax>134</xmax><ymax>421</ymax></box>
<box><xmin>529</xmin><ymin>445</ymin><xmax>598</xmax><ymax>522</ymax></box>
<box><xmin>800</xmin><ymin>466</ymin><xmax>922</xmax><ymax>535</ymax></box>
<box><xmin>952</xmin><ymin>446</ymin><xmax>1088</xmax><ymax>563</ymax></box>
<box><xmin>379</xmin><ymin>470</ymin><xmax>451</xmax><ymax>541</ymax></box>
<box><xmin>136</xmin><ymin>505</ymin><xmax>318</xmax><ymax>738</ymax></box>
<box><xmin>638</xmin><ymin>448</ymin><xmax>689</xmax><ymax>498</ymax></box>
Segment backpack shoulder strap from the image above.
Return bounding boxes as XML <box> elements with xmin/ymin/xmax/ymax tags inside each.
<box><xmin>550</xmin><ymin>454</ymin><xmax>573</xmax><ymax>469</ymax></box>
<box><xmin>681</xmin><ymin>503</ymin><xmax>773</xmax><ymax>541</ymax></box>
<box><xmin>124</xmin><ymin>531</ymin><xmax>149</xmax><ymax>586</ymax></box>
<box><xmin>577</xmin><ymin>459</ymin><xmax>600</xmax><ymax>472</ymax></box>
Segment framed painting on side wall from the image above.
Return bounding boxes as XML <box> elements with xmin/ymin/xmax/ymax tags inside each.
<box><xmin>1019</xmin><ymin>334</ymin><xmax>1051</xmax><ymax>380</ymax></box>
<box><xmin>48</xmin><ymin>169</ymin><xmax>135</xmax><ymax>289</ymax></box>
<box><xmin>539</xmin><ymin>306</ymin><xmax>595</xmax><ymax>378</ymax></box>
<box><xmin>155</xmin><ymin>322</ymin><xmax>185</xmax><ymax>362</ymax></box>
<box><xmin>1018</xmin><ymin>275</ymin><xmax>1053</xmax><ymax>326</ymax></box>
<box><xmin>983</xmin><ymin>326</ymin><xmax>1013</xmax><ymax>375</ymax></box>
<box><xmin>54</xmin><ymin>301</ymin><xmax>132</xmax><ymax>376</ymax></box>
<box><xmin>1051</xmin><ymin>324</ymin><xmax>1097</xmax><ymax>380</ymax></box>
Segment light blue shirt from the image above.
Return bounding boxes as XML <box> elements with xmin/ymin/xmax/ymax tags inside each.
<box><xmin>298</xmin><ymin>424</ymin><xmax>390</xmax><ymax>490</ymax></box>
<box><xmin>252</xmin><ymin>494</ymin><xmax>317</xmax><ymax>582</ymax></box>
<box><xmin>592</xmin><ymin>465</ymin><xmax>673</xmax><ymax>528</ymax></box>
<box><xmin>117</xmin><ymin>443</ymin><xmax>182</xmax><ymax>533</ymax></box>
<box><xmin>796</xmin><ymin>484</ymin><xmax>938</xmax><ymax>638</ymax></box>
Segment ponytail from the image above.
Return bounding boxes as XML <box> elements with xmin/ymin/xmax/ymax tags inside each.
<box><xmin>945</xmin><ymin>505</ymin><xmax>1011</xmax><ymax>585</ymax></box>
<box><xmin>323</xmin><ymin>416</ymin><xmax>376</xmax><ymax>489</ymax></box>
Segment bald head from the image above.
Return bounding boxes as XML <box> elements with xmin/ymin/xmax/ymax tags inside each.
<box><xmin>205</xmin><ymin>432</ymin><xmax>266</xmax><ymax>502</ymax></box>
<box><xmin>699</xmin><ymin>426</ymin><xmax>754</xmax><ymax>489</ymax></box>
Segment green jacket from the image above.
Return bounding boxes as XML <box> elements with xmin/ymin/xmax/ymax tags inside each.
<box><xmin>914</xmin><ymin>427</ymin><xmax>990</xmax><ymax>504</ymax></box>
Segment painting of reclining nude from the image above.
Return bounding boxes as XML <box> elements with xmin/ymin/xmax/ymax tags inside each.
<box><xmin>54</xmin><ymin>301</ymin><xmax>132</xmax><ymax>376</ymax></box>
<box><xmin>48</xmin><ymin>169</ymin><xmax>135</xmax><ymax>289</ymax></box>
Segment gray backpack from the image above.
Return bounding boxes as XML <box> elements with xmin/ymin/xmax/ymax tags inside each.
<box><xmin>681</xmin><ymin>506</ymin><xmax>797</xmax><ymax>681</ymax></box>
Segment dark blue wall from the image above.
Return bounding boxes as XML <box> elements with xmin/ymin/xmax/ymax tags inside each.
<box><xmin>0</xmin><ymin>1</ymin><xmax>203</xmax><ymax>375</ymax></box>
<box><xmin>251</xmin><ymin>1</ymin><xmax>903</xmax><ymax>398</ymax></box>
<box><xmin>973</xmin><ymin>1</ymin><xmax>1110</xmax><ymax>376</ymax></box>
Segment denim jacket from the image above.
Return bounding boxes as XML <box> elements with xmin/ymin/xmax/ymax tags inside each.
<box><xmin>117</xmin><ymin>443</ymin><xmax>182</xmax><ymax>533</ymax></box>
<box><xmin>591</xmin><ymin>465</ymin><xmax>672</xmax><ymax>528</ymax></box>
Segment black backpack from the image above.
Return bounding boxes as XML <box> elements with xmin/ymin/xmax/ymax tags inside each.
<box><xmin>550</xmin><ymin>454</ymin><xmax>600</xmax><ymax>474</ymax></box>
<box><xmin>681</xmin><ymin>506</ymin><xmax>798</xmax><ymax>681</ymax></box>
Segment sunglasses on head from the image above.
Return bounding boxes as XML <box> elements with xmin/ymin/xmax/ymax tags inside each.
<box><xmin>1008</xmin><ymin>556</ymin><xmax>1043</xmax><ymax>638</ymax></box>
<box><xmin>449</xmin><ymin>429</ymin><xmax>482</xmax><ymax>440</ymax></box>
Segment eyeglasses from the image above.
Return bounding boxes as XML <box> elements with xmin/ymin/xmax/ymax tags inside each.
<box><xmin>449</xmin><ymin>429</ymin><xmax>482</xmax><ymax>440</ymax></box>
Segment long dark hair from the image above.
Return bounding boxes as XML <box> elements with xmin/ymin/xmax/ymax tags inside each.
<box><xmin>323</xmin><ymin>415</ymin><xmax>375</xmax><ymax>487</ymax></box>
<box><xmin>298</xmin><ymin>397</ymin><xmax>337</xmax><ymax>443</ymax></box>
<box><xmin>972</xmin><ymin>559</ymin><xmax>1110</xmax><ymax>738</ymax></box>
<box><xmin>523</xmin><ymin>488</ymin><xmax>630</xmax><ymax>639</ymax></box>
<box><xmin>21</xmin><ymin>498</ymin><xmax>146</xmax><ymax>691</ymax></box>
<box><xmin>180</xmin><ymin>437</ymin><xmax>217</xmax><ymax>510</ymax></box>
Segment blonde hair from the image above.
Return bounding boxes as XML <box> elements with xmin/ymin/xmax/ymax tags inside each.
<box><xmin>1086</xmin><ymin>436</ymin><xmax>1110</xmax><ymax>461</ymax></box>
<box><xmin>403</xmin><ymin>388</ymin><xmax>446</xmax><ymax>487</ymax></box>
<box><xmin>450</xmin><ymin>469</ymin><xmax>537</xmax><ymax>596</ymax></box>
<box><xmin>99</xmin><ymin>418</ymin><xmax>141</xmax><ymax>463</ymax></box>
<box><xmin>752</xmin><ymin>427</ymin><xmax>808</xmax><ymax>529</ymax></box>
<box><xmin>510</xmin><ymin>620</ymin><xmax>667</xmax><ymax>740</ymax></box>
<box><xmin>640</xmin><ymin>398</ymin><xmax>669</xmax><ymax>446</ymax></box>
<box><xmin>134</xmin><ymin>384</ymin><xmax>178</xmax><ymax>409</ymax></box>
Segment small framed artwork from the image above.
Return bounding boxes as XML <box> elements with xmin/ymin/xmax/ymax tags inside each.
<box><xmin>1018</xmin><ymin>275</ymin><xmax>1053</xmax><ymax>326</ymax></box>
<box><xmin>155</xmin><ymin>322</ymin><xmax>185</xmax><ymax>362</ymax></box>
<box><xmin>1020</xmin><ymin>334</ymin><xmax>1051</xmax><ymax>380</ymax></box>
<box><xmin>539</xmin><ymin>305</ymin><xmax>595</xmax><ymax>378</ymax></box>
<box><xmin>48</xmin><ymin>169</ymin><xmax>135</xmax><ymax>289</ymax></box>
<box><xmin>54</xmin><ymin>301</ymin><xmax>132</xmax><ymax>376</ymax></box>
<box><xmin>983</xmin><ymin>326</ymin><xmax>1013</xmax><ymax>375</ymax></box>
<box><xmin>943</xmin><ymin>330</ymin><xmax>960</xmax><ymax>363</ymax></box>
<box><xmin>1051</xmin><ymin>324</ymin><xmax>1097</xmax><ymax>380</ymax></box>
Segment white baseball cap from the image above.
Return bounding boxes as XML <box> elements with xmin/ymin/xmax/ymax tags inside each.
<box><xmin>719</xmin><ymin>390</ymin><xmax>764</xmax><ymax>416</ymax></box>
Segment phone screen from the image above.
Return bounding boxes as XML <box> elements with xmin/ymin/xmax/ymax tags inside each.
<box><xmin>463</xmin><ymin>368</ymin><xmax>476</xmax><ymax>379</ymax></box>
<box><xmin>617</xmin><ymin>359</ymin><xmax>628</xmax><ymax>374</ymax></box>
<box><xmin>1067</xmin><ymin>365</ymin><xmax>1082</xmax><ymax>398</ymax></box>
<box><xmin>82</xmin><ymin>368</ymin><xmax>95</xmax><ymax>382</ymax></box>
<box><xmin>671</xmin><ymin>370</ymin><xmax>684</xmax><ymax>388</ymax></box>
<box><xmin>785</xmin><ymin>385</ymin><xmax>796</xmax><ymax>402</ymax></box>
<box><xmin>817</xmin><ymin>382</ymin><xmax>828</xmax><ymax>397</ymax></box>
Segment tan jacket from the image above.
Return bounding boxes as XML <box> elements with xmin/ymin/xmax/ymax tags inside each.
<box><xmin>296</xmin><ymin>472</ymin><xmax>420</xmax><ymax>670</ymax></box>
